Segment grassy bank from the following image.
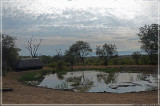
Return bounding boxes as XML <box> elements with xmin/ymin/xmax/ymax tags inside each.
<box><xmin>19</xmin><ymin>65</ymin><xmax>157</xmax><ymax>85</ymax></box>
<box><xmin>18</xmin><ymin>69</ymin><xmax>53</xmax><ymax>85</ymax></box>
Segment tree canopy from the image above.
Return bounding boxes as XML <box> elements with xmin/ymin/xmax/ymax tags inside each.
<box><xmin>96</xmin><ymin>43</ymin><xmax>118</xmax><ymax>65</ymax></box>
<box><xmin>2</xmin><ymin>34</ymin><xmax>20</xmax><ymax>74</ymax></box>
<box><xmin>66</xmin><ymin>41</ymin><xmax>92</xmax><ymax>65</ymax></box>
<box><xmin>131</xmin><ymin>51</ymin><xmax>141</xmax><ymax>65</ymax></box>
<box><xmin>138</xmin><ymin>24</ymin><xmax>159</xmax><ymax>64</ymax></box>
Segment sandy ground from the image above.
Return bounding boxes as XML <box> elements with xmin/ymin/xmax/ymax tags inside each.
<box><xmin>1</xmin><ymin>65</ymin><xmax>159</xmax><ymax>105</ymax></box>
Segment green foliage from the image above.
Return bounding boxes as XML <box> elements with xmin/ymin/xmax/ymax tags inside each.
<box><xmin>19</xmin><ymin>69</ymin><xmax>52</xmax><ymax>82</ymax></box>
<box><xmin>66</xmin><ymin>40</ymin><xmax>92</xmax><ymax>65</ymax></box>
<box><xmin>84</xmin><ymin>57</ymin><xmax>99</xmax><ymax>66</ymax></box>
<box><xmin>39</xmin><ymin>55</ymin><xmax>53</xmax><ymax>65</ymax></box>
<box><xmin>56</xmin><ymin>60</ymin><xmax>65</xmax><ymax>70</ymax></box>
<box><xmin>138</xmin><ymin>24</ymin><xmax>159</xmax><ymax>64</ymax></box>
<box><xmin>131</xmin><ymin>51</ymin><xmax>141</xmax><ymax>65</ymax></box>
<box><xmin>99</xmin><ymin>68</ymin><xmax>119</xmax><ymax>73</ymax></box>
<box><xmin>119</xmin><ymin>56</ymin><xmax>134</xmax><ymax>65</ymax></box>
<box><xmin>53</xmin><ymin>55</ymin><xmax>62</xmax><ymax>62</ymax></box>
<box><xmin>65</xmin><ymin>62</ymin><xmax>71</xmax><ymax>67</ymax></box>
<box><xmin>64</xmin><ymin>54</ymin><xmax>75</xmax><ymax>65</ymax></box>
<box><xmin>109</xmin><ymin>57</ymin><xmax>120</xmax><ymax>65</ymax></box>
<box><xmin>139</xmin><ymin>55</ymin><xmax>149</xmax><ymax>65</ymax></box>
<box><xmin>47</xmin><ymin>62</ymin><xmax>57</xmax><ymax>68</ymax></box>
<box><xmin>45</xmin><ymin>54</ymin><xmax>155</xmax><ymax>67</ymax></box>
<box><xmin>19</xmin><ymin>69</ymin><xmax>54</xmax><ymax>86</ymax></box>
<box><xmin>19</xmin><ymin>72</ymin><xmax>39</xmax><ymax>82</ymax></box>
<box><xmin>139</xmin><ymin>54</ymin><xmax>157</xmax><ymax>65</ymax></box>
<box><xmin>96</xmin><ymin>43</ymin><xmax>118</xmax><ymax>65</ymax></box>
<box><xmin>2</xmin><ymin>34</ymin><xmax>20</xmax><ymax>74</ymax></box>
<box><xmin>57</xmin><ymin>70</ymin><xmax>67</xmax><ymax>74</ymax></box>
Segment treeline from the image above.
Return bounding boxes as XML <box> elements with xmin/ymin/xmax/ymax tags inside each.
<box><xmin>23</xmin><ymin>53</ymin><xmax>157</xmax><ymax>68</ymax></box>
<box><xmin>2</xmin><ymin>24</ymin><xmax>159</xmax><ymax>74</ymax></box>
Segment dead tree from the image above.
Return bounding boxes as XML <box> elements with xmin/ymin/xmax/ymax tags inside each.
<box><xmin>25</xmin><ymin>37</ymin><xmax>43</xmax><ymax>58</ymax></box>
<box><xmin>52</xmin><ymin>49</ymin><xmax>63</xmax><ymax>61</ymax></box>
<box><xmin>55</xmin><ymin>49</ymin><xmax>63</xmax><ymax>57</ymax></box>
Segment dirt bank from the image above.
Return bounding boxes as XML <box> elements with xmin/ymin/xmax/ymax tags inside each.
<box><xmin>2</xmin><ymin>65</ymin><xmax>159</xmax><ymax>105</ymax></box>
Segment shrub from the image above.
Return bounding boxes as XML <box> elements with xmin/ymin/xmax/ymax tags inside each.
<box><xmin>139</xmin><ymin>55</ymin><xmax>150</xmax><ymax>65</ymax></box>
<box><xmin>65</xmin><ymin>62</ymin><xmax>71</xmax><ymax>67</ymax></box>
<box><xmin>56</xmin><ymin>60</ymin><xmax>65</xmax><ymax>70</ymax></box>
<box><xmin>99</xmin><ymin>60</ymin><xmax>104</xmax><ymax>65</ymax></box>
<box><xmin>47</xmin><ymin>62</ymin><xmax>57</xmax><ymax>68</ymax></box>
<box><xmin>108</xmin><ymin>62</ymin><xmax>113</xmax><ymax>65</ymax></box>
<box><xmin>93</xmin><ymin>62</ymin><xmax>99</xmax><ymax>66</ymax></box>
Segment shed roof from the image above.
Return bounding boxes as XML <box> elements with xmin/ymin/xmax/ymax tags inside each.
<box><xmin>17</xmin><ymin>58</ymin><xmax>43</xmax><ymax>69</ymax></box>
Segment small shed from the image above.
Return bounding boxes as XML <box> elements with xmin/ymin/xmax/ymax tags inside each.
<box><xmin>16</xmin><ymin>58</ymin><xmax>43</xmax><ymax>71</ymax></box>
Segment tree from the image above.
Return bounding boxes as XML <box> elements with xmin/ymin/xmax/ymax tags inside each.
<box><xmin>53</xmin><ymin>49</ymin><xmax>63</xmax><ymax>61</ymax></box>
<box><xmin>138</xmin><ymin>24</ymin><xmax>159</xmax><ymax>64</ymax></box>
<box><xmin>39</xmin><ymin>55</ymin><xmax>53</xmax><ymax>65</ymax></box>
<box><xmin>25</xmin><ymin>37</ymin><xmax>43</xmax><ymax>58</ymax></box>
<box><xmin>66</xmin><ymin>41</ymin><xmax>92</xmax><ymax>66</ymax></box>
<box><xmin>64</xmin><ymin>49</ymin><xmax>75</xmax><ymax>65</ymax></box>
<box><xmin>2</xmin><ymin>34</ymin><xmax>20</xmax><ymax>74</ymax></box>
<box><xmin>131</xmin><ymin>51</ymin><xmax>141</xmax><ymax>65</ymax></box>
<box><xmin>96</xmin><ymin>43</ymin><xmax>118</xmax><ymax>66</ymax></box>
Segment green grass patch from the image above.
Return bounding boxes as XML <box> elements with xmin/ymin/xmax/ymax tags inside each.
<box><xmin>19</xmin><ymin>69</ymin><xmax>53</xmax><ymax>83</ymax></box>
<box><xmin>57</xmin><ymin>70</ymin><xmax>67</xmax><ymax>74</ymax></box>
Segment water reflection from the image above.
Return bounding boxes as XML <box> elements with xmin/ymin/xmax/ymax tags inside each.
<box><xmin>66</xmin><ymin>73</ymin><xmax>94</xmax><ymax>92</ymax></box>
<box><xmin>56</xmin><ymin>73</ymin><xmax>65</xmax><ymax>80</ymax></box>
<box><xmin>37</xmin><ymin>71</ymin><xmax>158</xmax><ymax>93</ymax></box>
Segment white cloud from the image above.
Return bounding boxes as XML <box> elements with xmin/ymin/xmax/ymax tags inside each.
<box><xmin>3</xmin><ymin>0</ymin><xmax>157</xmax><ymax>20</ymax></box>
<box><xmin>2</xmin><ymin>0</ymin><xmax>158</xmax><ymax>55</ymax></box>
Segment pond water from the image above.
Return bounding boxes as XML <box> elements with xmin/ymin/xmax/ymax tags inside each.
<box><xmin>37</xmin><ymin>71</ymin><xmax>158</xmax><ymax>93</ymax></box>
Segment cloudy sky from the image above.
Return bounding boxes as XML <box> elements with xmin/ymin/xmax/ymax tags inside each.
<box><xmin>1</xmin><ymin>0</ymin><xmax>159</xmax><ymax>56</ymax></box>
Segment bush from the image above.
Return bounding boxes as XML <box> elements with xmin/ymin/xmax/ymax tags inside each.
<box><xmin>56</xmin><ymin>60</ymin><xmax>65</xmax><ymax>70</ymax></box>
<box><xmin>108</xmin><ymin>62</ymin><xmax>113</xmax><ymax>65</ymax></box>
<box><xmin>93</xmin><ymin>62</ymin><xmax>99</xmax><ymax>66</ymax></box>
<box><xmin>47</xmin><ymin>62</ymin><xmax>57</xmax><ymax>68</ymax></box>
<box><xmin>39</xmin><ymin>55</ymin><xmax>53</xmax><ymax>65</ymax></box>
<box><xmin>65</xmin><ymin>62</ymin><xmax>71</xmax><ymax>67</ymax></box>
<box><xmin>139</xmin><ymin>55</ymin><xmax>150</xmax><ymax>65</ymax></box>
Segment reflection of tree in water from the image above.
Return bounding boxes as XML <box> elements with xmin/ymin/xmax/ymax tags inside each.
<box><xmin>66</xmin><ymin>73</ymin><xmax>93</xmax><ymax>92</ymax></box>
<box><xmin>66</xmin><ymin>76</ymin><xmax>82</xmax><ymax>86</ymax></box>
<box><xmin>145</xmin><ymin>84</ymin><xmax>158</xmax><ymax>91</ymax></box>
<box><xmin>56</xmin><ymin>72</ymin><xmax>67</xmax><ymax>80</ymax></box>
<box><xmin>97</xmin><ymin>72</ymin><xmax>107</xmax><ymax>83</ymax></box>
<box><xmin>136</xmin><ymin>73</ymin><xmax>145</xmax><ymax>80</ymax></box>
<box><xmin>97</xmin><ymin>72</ymin><xmax>118</xmax><ymax>85</ymax></box>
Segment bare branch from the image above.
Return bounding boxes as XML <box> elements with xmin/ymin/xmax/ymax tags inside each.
<box><xmin>55</xmin><ymin>49</ymin><xmax>62</xmax><ymax>56</ymax></box>
<box><xmin>25</xmin><ymin>37</ymin><xmax>42</xmax><ymax>58</ymax></box>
